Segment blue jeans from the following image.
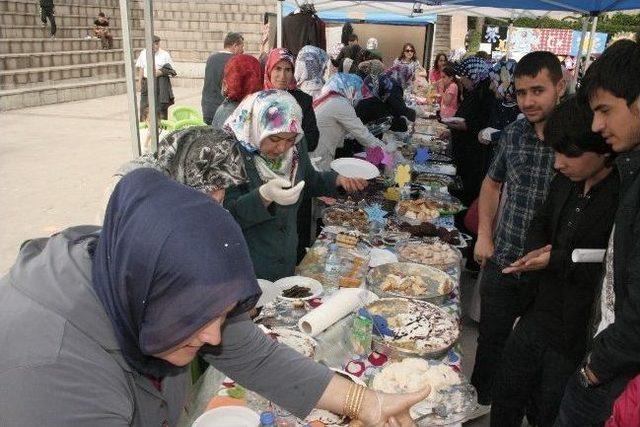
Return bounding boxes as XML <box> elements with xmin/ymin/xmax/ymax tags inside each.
<box><xmin>471</xmin><ymin>259</ymin><xmax>525</xmax><ymax>404</ymax></box>
<box><xmin>554</xmin><ymin>371</ymin><xmax>628</xmax><ymax>427</ymax></box>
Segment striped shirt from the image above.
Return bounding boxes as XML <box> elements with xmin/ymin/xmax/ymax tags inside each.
<box><xmin>488</xmin><ymin>118</ymin><xmax>555</xmax><ymax>268</ymax></box>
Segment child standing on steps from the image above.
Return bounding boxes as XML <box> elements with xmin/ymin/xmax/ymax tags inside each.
<box><xmin>39</xmin><ymin>0</ymin><xmax>56</xmax><ymax>38</ymax></box>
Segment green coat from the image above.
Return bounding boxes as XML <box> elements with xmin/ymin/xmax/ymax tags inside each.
<box><xmin>225</xmin><ymin>139</ymin><xmax>338</xmax><ymax>281</ymax></box>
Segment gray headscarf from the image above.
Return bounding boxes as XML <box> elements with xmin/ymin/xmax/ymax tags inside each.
<box><xmin>119</xmin><ymin>126</ymin><xmax>246</xmax><ymax>192</ymax></box>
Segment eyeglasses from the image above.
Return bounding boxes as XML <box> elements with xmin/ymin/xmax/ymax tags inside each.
<box><xmin>404</xmin><ymin>49</ymin><xmax>415</xmax><ymax>53</ymax></box>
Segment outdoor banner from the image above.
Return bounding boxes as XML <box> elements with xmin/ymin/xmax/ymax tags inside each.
<box><xmin>482</xmin><ymin>25</ymin><xmax>609</xmax><ymax>58</ymax></box>
<box><xmin>569</xmin><ymin>30</ymin><xmax>609</xmax><ymax>56</ymax></box>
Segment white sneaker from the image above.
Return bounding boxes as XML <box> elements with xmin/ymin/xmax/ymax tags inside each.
<box><xmin>462</xmin><ymin>403</ymin><xmax>491</xmax><ymax>421</ymax></box>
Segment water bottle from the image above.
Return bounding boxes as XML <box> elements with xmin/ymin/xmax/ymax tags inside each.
<box><xmin>260</xmin><ymin>411</ymin><xmax>276</xmax><ymax>427</ymax></box>
<box><xmin>324</xmin><ymin>243</ymin><xmax>342</xmax><ymax>291</ymax></box>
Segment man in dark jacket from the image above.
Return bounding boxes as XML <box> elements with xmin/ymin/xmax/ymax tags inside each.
<box><xmin>554</xmin><ymin>39</ymin><xmax>640</xmax><ymax>426</ymax></box>
<box><xmin>490</xmin><ymin>97</ymin><xmax>618</xmax><ymax>426</ymax></box>
<box><xmin>201</xmin><ymin>32</ymin><xmax>244</xmax><ymax>125</ymax></box>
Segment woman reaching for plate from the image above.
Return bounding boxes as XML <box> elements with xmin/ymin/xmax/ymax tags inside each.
<box><xmin>0</xmin><ymin>168</ymin><xmax>429</xmax><ymax>426</ymax></box>
<box><xmin>223</xmin><ymin>90</ymin><xmax>367</xmax><ymax>281</ymax></box>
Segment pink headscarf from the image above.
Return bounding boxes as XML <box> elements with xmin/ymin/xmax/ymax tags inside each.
<box><xmin>263</xmin><ymin>48</ymin><xmax>297</xmax><ymax>90</ymax></box>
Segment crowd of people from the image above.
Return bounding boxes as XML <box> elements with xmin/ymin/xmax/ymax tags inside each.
<box><xmin>1</xmin><ymin>24</ymin><xmax>640</xmax><ymax>427</ymax></box>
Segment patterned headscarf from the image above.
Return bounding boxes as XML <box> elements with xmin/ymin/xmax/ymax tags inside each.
<box><xmin>359</xmin><ymin>59</ymin><xmax>393</xmax><ymax>100</ymax></box>
<box><xmin>155</xmin><ymin>126</ymin><xmax>246</xmax><ymax>192</ymax></box>
<box><xmin>453</xmin><ymin>56</ymin><xmax>490</xmax><ymax>87</ymax></box>
<box><xmin>223</xmin><ymin>54</ymin><xmax>263</xmax><ymax>102</ymax></box>
<box><xmin>314</xmin><ymin>73</ymin><xmax>364</xmax><ymax>107</ymax></box>
<box><xmin>115</xmin><ymin>127</ymin><xmax>246</xmax><ymax>193</ymax></box>
<box><xmin>489</xmin><ymin>59</ymin><xmax>517</xmax><ymax>105</ymax></box>
<box><xmin>294</xmin><ymin>45</ymin><xmax>329</xmax><ymax>98</ymax></box>
<box><xmin>263</xmin><ymin>48</ymin><xmax>297</xmax><ymax>90</ymax></box>
<box><xmin>367</xmin><ymin>37</ymin><xmax>379</xmax><ymax>50</ymax></box>
<box><xmin>224</xmin><ymin>90</ymin><xmax>303</xmax><ymax>182</ymax></box>
<box><xmin>383</xmin><ymin>63</ymin><xmax>415</xmax><ymax>90</ymax></box>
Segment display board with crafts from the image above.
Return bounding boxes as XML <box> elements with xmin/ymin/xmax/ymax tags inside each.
<box><xmin>180</xmin><ymin>123</ymin><xmax>478</xmax><ymax>427</ymax></box>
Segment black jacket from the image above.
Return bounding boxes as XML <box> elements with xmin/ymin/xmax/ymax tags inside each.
<box><xmin>522</xmin><ymin>173</ymin><xmax>618</xmax><ymax>361</ymax></box>
<box><xmin>290</xmin><ymin>89</ymin><xmax>319</xmax><ymax>152</ymax></box>
<box><xmin>589</xmin><ymin>151</ymin><xmax>640</xmax><ymax>384</ymax></box>
<box><xmin>201</xmin><ymin>51</ymin><xmax>232</xmax><ymax>124</ymax></box>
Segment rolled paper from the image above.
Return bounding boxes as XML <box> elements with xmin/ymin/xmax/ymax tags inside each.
<box><xmin>298</xmin><ymin>288</ymin><xmax>378</xmax><ymax>337</ymax></box>
<box><xmin>571</xmin><ymin>249</ymin><xmax>606</xmax><ymax>263</ymax></box>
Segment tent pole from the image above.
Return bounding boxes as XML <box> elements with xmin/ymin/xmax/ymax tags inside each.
<box><xmin>118</xmin><ymin>0</ymin><xmax>140</xmax><ymax>157</ymax></box>
<box><xmin>571</xmin><ymin>16</ymin><xmax>589</xmax><ymax>93</ymax></box>
<box><xmin>143</xmin><ymin>0</ymin><xmax>158</xmax><ymax>153</ymax></box>
<box><xmin>506</xmin><ymin>22</ymin><xmax>514</xmax><ymax>59</ymax></box>
<box><xmin>585</xmin><ymin>15</ymin><xmax>599</xmax><ymax>70</ymax></box>
<box><xmin>429</xmin><ymin>21</ymin><xmax>437</xmax><ymax>68</ymax></box>
<box><xmin>277</xmin><ymin>0</ymin><xmax>283</xmax><ymax>48</ymax></box>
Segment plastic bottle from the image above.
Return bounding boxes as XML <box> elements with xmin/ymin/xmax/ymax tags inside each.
<box><xmin>324</xmin><ymin>243</ymin><xmax>342</xmax><ymax>291</ymax></box>
<box><xmin>260</xmin><ymin>411</ymin><xmax>276</xmax><ymax>427</ymax></box>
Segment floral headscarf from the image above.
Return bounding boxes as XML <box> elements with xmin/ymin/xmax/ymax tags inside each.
<box><xmin>314</xmin><ymin>73</ymin><xmax>364</xmax><ymax>107</ymax></box>
<box><xmin>263</xmin><ymin>48</ymin><xmax>297</xmax><ymax>90</ymax></box>
<box><xmin>358</xmin><ymin>59</ymin><xmax>393</xmax><ymax>100</ymax></box>
<box><xmin>453</xmin><ymin>56</ymin><xmax>490</xmax><ymax>87</ymax></box>
<box><xmin>489</xmin><ymin>59</ymin><xmax>517</xmax><ymax>105</ymax></box>
<box><xmin>383</xmin><ymin>63</ymin><xmax>415</xmax><ymax>90</ymax></box>
<box><xmin>224</xmin><ymin>90</ymin><xmax>303</xmax><ymax>182</ymax></box>
<box><xmin>294</xmin><ymin>45</ymin><xmax>329</xmax><ymax>98</ymax></box>
<box><xmin>367</xmin><ymin>38</ymin><xmax>379</xmax><ymax>50</ymax></box>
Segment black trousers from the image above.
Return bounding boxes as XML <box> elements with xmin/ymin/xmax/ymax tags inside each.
<box><xmin>491</xmin><ymin>315</ymin><xmax>578</xmax><ymax>426</ymax></box>
<box><xmin>40</xmin><ymin>7</ymin><xmax>56</xmax><ymax>36</ymax></box>
<box><xmin>471</xmin><ymin>259</ymin><xmax>524</xmax><ymax>404</ymax></box>
<box><xmin>554</xmin><ymin>371</ymin><xmax>629</xmax><ymax>427</ymax></box>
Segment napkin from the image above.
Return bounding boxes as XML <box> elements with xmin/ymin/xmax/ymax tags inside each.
<box><xmin>298</xmin><ymin>288</ymin><xmax>378</xmax><ymax>336</ymax></box>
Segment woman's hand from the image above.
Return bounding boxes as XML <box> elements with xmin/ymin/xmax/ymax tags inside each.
<box><xmin>359</xmin><ymin>388</ymin><xmax>432</xmax><ymax>426</ymax></box>
<box><xmin>502</xmin><ymin>245</ymin><xmax>552</xmax><ymax>274</ymax></box>
<box><xmin>336</xmin><ymin>176</ymin><xmax>368</xmax><ymax>193</ymax></box>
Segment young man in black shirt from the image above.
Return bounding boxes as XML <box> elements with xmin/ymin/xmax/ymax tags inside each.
<box><xmin>490</xmin><ymin>97</ymin><xmax>617</xmax><ymax>426</ymax></box>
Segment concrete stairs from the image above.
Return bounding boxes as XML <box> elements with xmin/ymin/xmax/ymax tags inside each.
<box><xmin>0</xmin><ymin>0</ymin><xmax>272</xmax><ymax>110</ymax></box>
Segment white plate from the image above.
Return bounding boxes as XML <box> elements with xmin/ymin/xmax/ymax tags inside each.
<box><xmin>440</xmin><ymin>116</ymin><xmax>466</xmax><ymax>124</ymax></box>
<box><xmin>273</xmin><ymin>276</ymin><xmax>323</xmax><ymax>301</ymax></box>
<box><xmin>192</xmin><ymin>406</ymin><xmax>260</xmax><ymax>427</ymax></box>
<box><xmin>330</xmin><ymin>157</ymin><xmax>380</xmax><ymax>180</ymax></box>
<box><xmin>256</xmin><ymin>279</ymin><xmax>278</xmax><ymax>308</ymax></box>
<box><xmin>265</xmin><ymin>327</ymin><xmax>318</xmax><ymax>357</ymax></box>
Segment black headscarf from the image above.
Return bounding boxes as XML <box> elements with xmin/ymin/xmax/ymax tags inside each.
<box><xmin>92</xmin><ymin>168</ymin><xmax>261</xmax><ymax>377</ymax></box>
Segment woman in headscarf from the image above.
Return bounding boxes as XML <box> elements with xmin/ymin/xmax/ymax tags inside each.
<box><xmin>212</xmin><ymin>54</ymin><xmax>263</xmax><ymax>128</ymax></box>
<box><xmin>0</xmin><ymin>168</ymin><xmax>430</xmax><ymax>425</ymax></box>
<box><xmin>384</xmin><ymin>62</ymin><xmax>416</xmax><ymax>93</ymax></box>
<box><xmin>294</xmin><ymin>45</ymin><xmax>330</xmax><ymax>99</ymax></box>
<box><xmin>311</xmin><ymin>73</ymin><xmax>386</xmax><ymax>171</ymax></box>
<box><xmin>264</xmin><ymin>48</ymin><xmax>321</xmax><ymax>262</ymax></box>
<box><xmin>447</xmin><ymin>56</ymin><xmax>495</xmax><ymax>206</ymax></box>
<box><xmin>96</xmin><ymin>126</ymin><xmax>246</xmax><ymax>223</ymax></box>
<box><xmin>223</xmin><ymin>90</ymin><xmax>367</xmax><ymax>281</ymax></box>
<box><xmin>355</xmin><ymin>59</ymin><xmax>417</xmax><ymax>137</ymax></box>
<box><xmin>264</xmin><ymin>47</ymin><xmax>319</xmax><ymax>151</ymax></box>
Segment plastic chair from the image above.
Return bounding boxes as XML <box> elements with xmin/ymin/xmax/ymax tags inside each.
<box><xmin>172</xmin><ymin>118</ymin><xmax>206</xmax><ymax>130</ymax></box>
<box><xmin>169</xmin><ymin>105</ymin><xmax>202</xmax><ymax>122</ymax></box>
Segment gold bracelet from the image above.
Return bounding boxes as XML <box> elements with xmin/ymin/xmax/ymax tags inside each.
<box><xmin>345</xmin><ymin>384</ymin><xmax>367</xmax><ymax>420</ymax></box>
<box><xmin>354</xmin><ymin>385</ymin><xmax>366</xmax><ymax>419</ymax></box>
<box><xmin>343</xmin><ymin>383</ymin><xmax>356</xmax><ymax>418</ymax></box>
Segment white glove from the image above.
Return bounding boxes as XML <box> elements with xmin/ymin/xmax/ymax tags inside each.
<box><xmin>259</xmin><ymin>178</ymin><xmax>306</xmax><ymax>206</ymax></box>
<box><xmin>478</xmin><ymin>127</ymin><xmax>500</xmax><ymax>145</ymax></box>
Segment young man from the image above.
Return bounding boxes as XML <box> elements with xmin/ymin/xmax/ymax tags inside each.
<box><xmin>555</xmin><ymin>39</ymin><xmax>640</xmax><ymax>427</ymax></box>
<box><xmin>201</xmin><ymin>32</ymin><xmax>244</xmax><ymax>125</ymax></box>
<box><xmin>471</xmin><ymin>51</ymin><xmax>566</xmax><ymax>406</ymax></box>
<box><xmin>490</xmin><ymin>97</ymin><xmax>618</xmax><ymax>426</ymax></box>
<box><xmin>135</xmin><ymin>35</ymin><xmax>175</xmax><ymax>121</ymax></box>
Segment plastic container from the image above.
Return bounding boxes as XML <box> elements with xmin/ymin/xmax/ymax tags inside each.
<box><xmin>324</xmin><ymin>243</ymin><xmax>342</xmax><ymax>291</ymax></box>
<box><xmin>260</xmin><ymin>411</ymin><xmax>276</xmax><ymax>427</ymax></box>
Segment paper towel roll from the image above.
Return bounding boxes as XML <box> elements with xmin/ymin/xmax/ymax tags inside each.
<box><xmin>298</xmin><ymin>288</ymin><xmax>378</xmax><ymax>337</ymax></box>
<box><xmin>571</xmin><ymin>249</ymin><xmax>606</xmax><ymax>263</ymax></box>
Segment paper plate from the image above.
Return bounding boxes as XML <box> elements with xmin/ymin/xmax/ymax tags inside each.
<box><xmin>330</xmin><ymin>158</ymin><xmax>380</xmax><ymax>180</ymax></box>
<box><xmin>192</xmin><ymin>406</ymin><xmax>260</xmax><ymax>427</ymax></box>
<box><xmin>256</xmin><ymin>279</ymin><xmax>278</xmax><ymax>308</ymax></box>
<box><xmin>274</xmin><ymin>276</ymin><xmax>323</xmax><ymax>301</ymax></box>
